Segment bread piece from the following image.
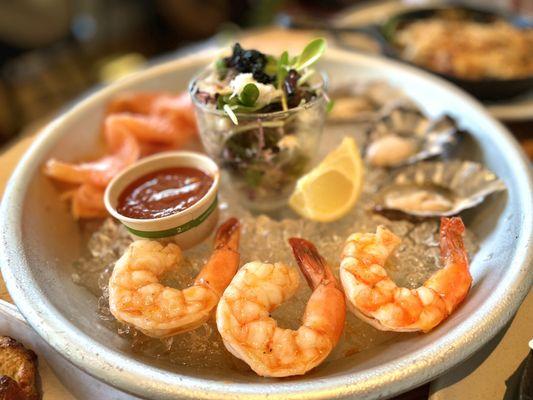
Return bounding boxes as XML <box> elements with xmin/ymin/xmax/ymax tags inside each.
<box><xmin>0</xmin><ymin>337</ymin><xmax>39</xmax><ymax>400</ymax></box>
<box><xmin>0</xmin><ymin>375</ymin><xmax>28</xmax><ymax>400</ymax></box>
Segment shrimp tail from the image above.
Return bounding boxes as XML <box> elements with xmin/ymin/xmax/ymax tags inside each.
<box><xmin>214</xmin><ymin>217</ymin><xmax>240</xmax><ymax>251</ymax></box>
<box><xmin>440</xmin><ymin>217</ymin><xmax>467</xmax><ymax>265</ymax></box>
<box><xmin>196</xmin><ymin>218</ymin><xmax>241</xmax><ymax>297</ymax></box>
<box><xmin>289</xmin><ymin>238</ymin><xmax>336</xmax><ymax>290</ymax></box>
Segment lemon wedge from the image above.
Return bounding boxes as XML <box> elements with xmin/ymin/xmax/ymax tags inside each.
<box><xmin>289</xmin><ymin>137</ymin><xmax>364</xmax><ymax>222</ymax></box>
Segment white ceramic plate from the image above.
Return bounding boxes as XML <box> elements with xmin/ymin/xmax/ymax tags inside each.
<box><xmin>1</xmin><ymin>48</ymin><xmax>532</xmax><ymax>400</ymax></box>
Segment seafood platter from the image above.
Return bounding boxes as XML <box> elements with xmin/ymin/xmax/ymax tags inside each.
<box><xmin>1</xmin><ymin>40</ymin><xmax>532</xmax><ymax>400</ymax></box>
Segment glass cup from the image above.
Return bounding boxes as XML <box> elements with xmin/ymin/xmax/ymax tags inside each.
<box><xmin>189</xmin><ymin>71</ymin><xmax>328</xmax><ymax>212</ymax></box>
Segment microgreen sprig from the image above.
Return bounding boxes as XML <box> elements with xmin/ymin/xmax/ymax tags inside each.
<box><xmin>277</xmin><ymin>51</ymin><xmax>290</xmax><ymax>111</ymax></box>
<box><xmin>293</xmin><ymin>38</ymin><xmax>327</xmax><ymax>71</ymax></box>
<box><xmin>239</xmin><ymin>83</ymin><xmax>260</xmax><ymax>107</ymax></box>
<box><xmin>215</xmin><ymin>38</ymin><xmax>327</xmax><ymax>124</ymax></box>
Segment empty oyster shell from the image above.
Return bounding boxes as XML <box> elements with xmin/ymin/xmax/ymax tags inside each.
<box><xmin>365</xmin><ymin>102</ymin><xmax>459</xmax><ymax>168</ymax></box>
<box><xmin>373</xmin><ymin>161</ymin><xmax>506</xmax><ymax>217</ymax></box>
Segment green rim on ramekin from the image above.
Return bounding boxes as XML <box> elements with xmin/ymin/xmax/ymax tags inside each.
<box><xmin>123</xmin><ymin>197</ymin><xmax>218</xmax><ymax>239</ymax></box>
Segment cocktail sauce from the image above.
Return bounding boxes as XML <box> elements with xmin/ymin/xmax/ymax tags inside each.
<box><xmin>117</xmin><ymin>167</ymin><xmax>213</xmax><ymax>219</ymax></box>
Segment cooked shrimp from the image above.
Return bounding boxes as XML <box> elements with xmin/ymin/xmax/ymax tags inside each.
<box><xmin>216</xmin><ymin>238</ymin><xmax>346</xmax><ymax>377</ymax></box>
<box><xmin>107</xmin><ymin>92</ymin><xmax>197</xmax><ymax>141</ymax></box>
<box><xmin>62</xmin><ymin>184</ymin><xmax>107</xmax><ymax>219</ymax></box>
<box><xmin>151</xmin><ymin>92</ymin><xmax>198</xmax><ymax>134</ymax></box>
<box><xmin>45</xmin><ymin>91</ymin><xmax>197</xmax><ymax>219</ymax></box>
<box><xmin>44</xmin><ymin>121</ymin><xmax>140</xmax><ymax>187</ymax></box>
<box><xmin>109</xmin><ymin>218</ymin><xmax>240</xmax><ymax>338</ymax></box>
<box><xmin>106</xmin><ymin>114</ymin><xmax>187</xmax><ymax>145</ymax></box>
<box><xmin>107</xmin><ymin>92</ymin><xmax>162</xmax><ymax>115</ymax></box>
<box><xmin>340</xmin><ymin>217</ymin><xmax>471</xmax><ymax>332</ymax></box>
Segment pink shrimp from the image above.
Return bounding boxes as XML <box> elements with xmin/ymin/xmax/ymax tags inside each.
<box><xmin>216</xmin><ymin>238</ymin><xmax>345</xmax><ymax>377</ymax></box>
<box><xmin>340</xmin><ymin>217</ymin><xmax>471</xmax><ymax>332</ymax></box>
<box><xmin>105</xmin><ymin>113</ymin><xmax>197</xmax><ymax>147</ymax></box>
<box><xmin>109</xmin><ymin>218</ymin><xmax>240</xmax><ymax>338</ymax></box>
<box><xmin>44</xmin><ymin>91</ymin><xmax>198</xmax><ymax>219</ymax></box>
<box><xmin>67</xmin><ymin>184</ymin><xmax>107</xmax><ymax>219</ymax></box>
<box><xmin>150</xmin><ymin>93</ymin><xmax>197</xmax><ymax>135</ymax></box>
<box><xmin>106</xmin><ymin>114</ymin><xmax>177</xmax><ymax>144</ymax></box>
<box><xmin>106</xmin><ymin>92</ymin><xmax>163</xmax><ymax>115</ymax></box>
<box><xmin>107</xmin><ymin>92</ymin><xmax>197</xmax><ymax>142</ymax></box>
<box><xmin>44</xmin><ymin>124</ymin><xmax>140</xmax><ymax>187</ymax></box>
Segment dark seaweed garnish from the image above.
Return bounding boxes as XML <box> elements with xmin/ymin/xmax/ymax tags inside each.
<box><xmin>223</xmin><ymin>43</ymin><xmax>274</xmax><ymax>84</ymax></box>
<box><xmin>197</xmin><ymin>39</ymin><xmax>326</xmax><ymax>122</ymax></box>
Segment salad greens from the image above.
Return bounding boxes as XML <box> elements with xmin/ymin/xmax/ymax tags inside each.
<box><xmin>191</xmin><ymin>39</ymin><xmax>329</xmax><ymax>207</ymax></box>
<box><xmin>200</xmin><ymin>38</ymin><xmax>327</xmax><ymax>122</ymax></box>
<box><xmin>293</xmin><ymin>38</ymin><xmax>327</xmax><ymax>71</ymax></box>
<box><xmin>239</xmin><ymin>83</ymin><xmax>260</xmax><ymax>107</ymax></box>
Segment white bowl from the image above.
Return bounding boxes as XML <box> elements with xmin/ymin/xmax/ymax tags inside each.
<box><xmin>0</xmin><ymin>48</ymin><xmax>531</xmax><ymax>400</ymax></box>
<box><xmin>104</xmin><ymin>151</ymin><xmax>220</xmax><ymax>249</ymax></box>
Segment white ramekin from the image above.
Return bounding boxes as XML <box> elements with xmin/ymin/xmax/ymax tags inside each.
<box><xmin>104</xmin><ymin>151</ymin><xmax>219</xmax><ymax>249</ymax></box>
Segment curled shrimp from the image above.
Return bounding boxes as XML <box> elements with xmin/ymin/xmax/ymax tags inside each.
<box><xmin>44</xmin><ymin>123</ymin><xmax>140</xmax><ymax>188</ymax></box>
<box><xmin>107</xmin><ymin>92</ymin><xmax>197</xmax><ymax>145</ymax></box>
<box><xmin>340</xmin><ymin>217</ymin><xmax>471</xmax><ymax>332</ymax></box>
<box><xmin>44</xmin><ymin>91</ymin><xmax>197</xmax><ymax>219</ymax></box>
<box><xmin>216</xmin><ymin>238</ymin><xmax>345</xmax><ymax>377</ymax></box>
<box><xmin>109</xmin><ymin>218</ymin><xmax>240</xmax><ymax>338</ymax></box>
<box><xmin>63</xmin><ymin>183</ymin><xmax>107</xmax><ymax>219</ymax></box>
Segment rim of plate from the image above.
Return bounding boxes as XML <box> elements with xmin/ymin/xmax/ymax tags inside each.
<box><xmin>1</xmin><ymin>47</ymin><xmax>532</xmax><ymax>400</ymax></box>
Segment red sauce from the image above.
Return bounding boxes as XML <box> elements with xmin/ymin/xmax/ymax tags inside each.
<box><xmin>117</xmin><ymin>167</ymin><xmax>213</xmax><ymax>219</ymax></box>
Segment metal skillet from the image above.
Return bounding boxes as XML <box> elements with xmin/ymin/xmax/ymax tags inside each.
<box><xmin>282</xmin><ymin>4</ymin><xmax>533</xmax><ymax>101</ymax></box>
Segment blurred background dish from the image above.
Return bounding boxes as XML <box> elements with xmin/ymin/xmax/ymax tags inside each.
<box><xmin>284</xmin><ymin>3</ymin><xmax>533</xmax><ymax>100</ymax></box>
<box><xmin>333</xmin><ymin>1</ymin><xmax>533</xmax><ymax>122</ymax></box>
<box><xmin>388</xmin><ymin>7</ymin><xmax>532</xmax><ymax>81</ymax></box>
<box><xmin>379</xmin><ymin>5</ymin><xmax>533</xmax><ymax>100</ymax></box>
